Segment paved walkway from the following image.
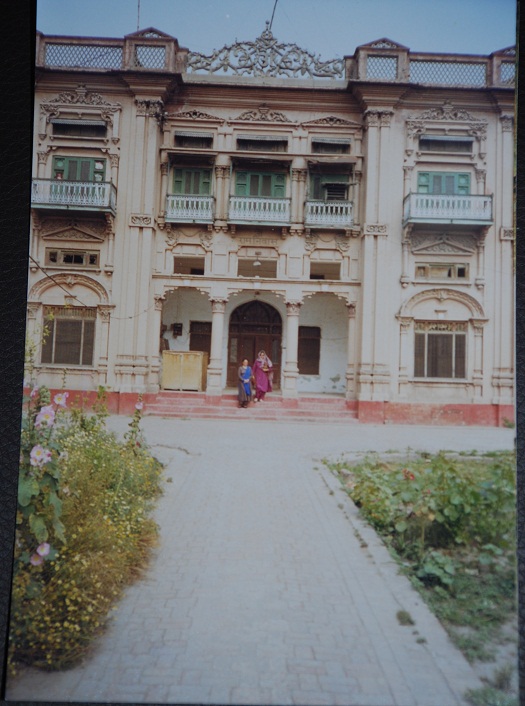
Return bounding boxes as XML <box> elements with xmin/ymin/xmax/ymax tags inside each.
<box><xmin>6</xmin><ymin>418</ymin><xmax>514</xmax><ymax>705</ymax></box>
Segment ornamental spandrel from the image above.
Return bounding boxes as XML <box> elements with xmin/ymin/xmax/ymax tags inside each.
<box><xmin>186</xmin><ymin>23</ymin><xmax>344</xmax><ymax>79</ymax></box>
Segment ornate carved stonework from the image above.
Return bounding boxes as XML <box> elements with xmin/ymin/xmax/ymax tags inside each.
<box><xmin>410</xmin><ymin>100</ymin><xmax>481</xmax><ymax>123</ymax></box>
<box><xmin>109</xmin><ymin>154</ymin><xmax>119</xmax><ymax>168</ymax></box>
<box><xmin>291</xmin><ymin>169</ymin><xmax>307</xmax><ymax>182</ymax></box>
<box><xmin>97</xmin><ymin>305</ymin><xmax>114</xmax><ymax>321</ymax></box>
<box><xmin>346</xmin><ymin>302</ymin><xmax>356</xmax><ymax>317</ymax></box>
<box><xmin>199</xmin><ymin>231</ymin><xmax>213</xmax><ymax>250</ymax></box>
<box><xmin>40</xmin><ymin>218</ymin><xmax>106</xmax><ymax>242</ymax></box>
<box><xmin>214</xmin><ymin>165</ymin><xmax>229</xmax><ymax>179</ymax></box>
<box><xmin>500</xmin><ymin>115</ymin><xmax>514</xmax><ymax>132</ymax></box>
<box><xmin>165</xmin><ymin>228</ymin><xmax>180</xmax><ymax>248</ymax></box>
<box><xmin>130</xmin><ymin>214</ymin><xmax>153</xmax><ymax>227</ymax></box>
<box><xmin>286</xmin><ymin>301</ymin><xmax>302</xmax><ymax>315</ymax></box>
<box><xmin>168</xmin><ymin>109</ymin><xmax>224</xmax><ymax>123</ymax></box>
<box><xmin>335</xmin><ymin>235</ymin><xmax>351</xmax><ymax>252</ymax></box>
<box><xmin>45</xmin><ymin>84</ymin><xmax>121</xmax><ymax>109</ymax></box>
<box><xmin>304</xmin><ymin>233</ymin><xmax>318</xmax><ymax>251</ymax></box>
<box><xmin>235</xmin><ymin>104</ymin><xmax>291</xmax><ymax>122</ymax></box>
<box><xmin>410</xmin><ymin>232</ymin><xmax>477</xmax><ymax>255</ymax></box>
<box><xmin>28</xmin><ymin>272</ymin><xmax>110</xmax><ymax>304</ymax></box>
<box><xmin>399</xmin><ymin>287</ymin><xmax>486</xmax><ymax>319</ymax></box>
<box><xmin>210</xmin><ymin>298</ymin><xmax>227</xmax><ymax>313</ymax></box>
<box><xmin>363</xmin><ymin>223</ymin><xmax>388</xmax><ymax>236</ymax></box>
<box><xmin>154</xmin><ymin>295</ymin><xmax>166</xmax><ymax>311</ymax></box>
<box><xmin>187</xmin><ymin>23</ymin><xmax>344</xmax><ymax>79</ymax></box>
<box><xmin>26</xmin><ymin>303</ymin><xmax>40</xmax><ymax>319</ymax></box>
<box><xmin>302</xmin><ymin>116</ymin><xmax>360</xmax><ymax>127</ymax></box>
<box><xmin>135</xmin><ymin>99</ymin><xmax>164</xmax><ymax>118</ymax></box>
<box><xmin>500</xmin><ymin>227</ymin><xmax>515</xmax><ymax>241</ymax></box>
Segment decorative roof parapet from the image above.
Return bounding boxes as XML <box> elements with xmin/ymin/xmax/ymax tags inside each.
<box><xmin>186</xmin><ymin>22</ymin><xmax>344</xmax><ymax>79</ymax></box>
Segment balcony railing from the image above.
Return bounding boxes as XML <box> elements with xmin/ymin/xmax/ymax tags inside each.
<box><xmin>229</xmin><ymin>196</ymin><xmax>291</xmax><ymax>225</ymax></box>
<box><xmin>32</xmin><ymin>179</ymin><xmax>117</xmax><ymax>213</ymax></box>
<box><xmin>165</xmin><ymin>194</ymin><xmax>214</xmax><ymax>223</ymax></box>
<box><xmin>403</xmin><ymin>193</ymin><xmax>493</xmax><ymax>225</ymax></box>
<box><xmin>305</xmin><ymin>200</ymin><xmax>353</xmax><ymax>227</ymax></box>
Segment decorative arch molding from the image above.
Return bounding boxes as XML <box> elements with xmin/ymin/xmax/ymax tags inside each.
<box><xmin>28</xmin><ymin>273</ymin><xmax>110</xmax><ymax>304</ymax></box>
<box><xmin>398</xmin><ymin>287</ymin><xmax>486</xmax><ymax>320</ymax></box>
<box><xmin>303</xmin><ymin>290</ymin><xmax>352</xmax><ymax>306</ymax></box>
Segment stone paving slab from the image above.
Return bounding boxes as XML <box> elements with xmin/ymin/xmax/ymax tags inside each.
<box><xmin>5</xmin><ymin>418</ymin><xmax>514</xmax><ymax>705</ymax></box>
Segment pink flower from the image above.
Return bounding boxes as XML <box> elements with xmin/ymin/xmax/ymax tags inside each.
<box><xmin>30</xmin><ymin>445</ymin><xmax>52</xmax><ymax>467</ymax></box>
<box><xmin>53</xmin><ymin>392</ymin><xmax>69</xmax><ymax>407</ymax></box>
<box><xmin>30</xmin><ymin>386</ymin><xmax>40</xmax><ymax>399</ymax></box>
<box><xmin>135</xmin><ymin>401</ymin><xmax>143</xmax><ymax>411</ymax></box>
<box><xmin>30</xmin><ymin>553</ymin><xmax>44</xmax><ymax>566</ymax></box>
<box><xmin>35</xmin><ymin>405</ymin><xmax>55</xmax><ymax>428</ymax></box>
<box><xmin>37</xmin><ymin>542</ymin><xmax>51</xmax><ymax>557</ymax></box>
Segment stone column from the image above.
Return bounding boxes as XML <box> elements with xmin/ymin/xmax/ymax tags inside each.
<box><xmin>159</xmin><ymin>161</ymin><xmax>169</xmax><ymax>217</ymax></box>
<box><xmin>396</xmin><ymin>317</ymin><xmax>411</xmax><ymax>398</ymax></box>
<box><xmin>214</xmin><ymin>157</ymin><xmax>231</xmax><ymax>222</ymax></box>
<box><xmin>150</xmin><ymin>294</ymin><xmax>165</xmax><ymax>392</ymax></box>
<box><xmin>345</xmin><ymin>302</ymin><xmax>356</xmax><ymax>400</ymax></box>
<box><xmin>282</xmin><ymin>300</ymin><xmax>302</xmax><ymax>397</ymax></box>
<box><xmin>207</xmin><ymin>298</ymin><xmax>227</xmax><ymax>395</ymax></box>
<box><xmin>472</xmin><ymin>321</ymin><xmax>484</xmax><ymax>400</ymax></box>
<box><xmin>291</xmin><ymin>159</ymin><xmax>307</xmax><ymax>227</ymax></box>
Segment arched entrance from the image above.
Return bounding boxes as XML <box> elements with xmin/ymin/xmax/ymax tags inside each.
<box><xmin>227</xmin><ymin>300</ymin><xmax>282</xmax><ymax>388</ymax></box>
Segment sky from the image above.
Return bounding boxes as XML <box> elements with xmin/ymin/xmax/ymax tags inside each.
<box><xmin>36</xmin><ymin>0</ymin><xmax>517</xmax><ymax>60</ymax></box>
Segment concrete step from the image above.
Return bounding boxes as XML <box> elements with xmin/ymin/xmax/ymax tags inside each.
<box><xmin>144</xmin><ymin>392</ymin><xmax>358</xmax><ymax>422</ymax></box>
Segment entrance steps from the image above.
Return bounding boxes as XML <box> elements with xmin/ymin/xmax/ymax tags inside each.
<box><xmin>144</xmin><ymin>391</ymin><xmax>358</xmax><ymax>423</ymax></box>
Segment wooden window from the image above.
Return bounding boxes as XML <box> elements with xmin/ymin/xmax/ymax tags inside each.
<box><xmin>418</xmin><ymin>136</ymin><xmax>473</xmax><ymax>153</ymax></box>
<box><xmin>310</xmin><ymin>174</ymin><xmax>349</xmax><ymax>200</ymax></box>
<box><xmin>235</xmin><ymin>171</ymin><xmax>286</xmax><ymax>198</ymax></box>
<box><xmin>309</xmin><ymin>262</ymin><xmax>341</xmax><ymax>280</ymax></box>
<box><xmin>52</xmin><ymin>120</ymin><xmax>107</xmax><ymax>138</ymax></box>
<box><xmin>174</xmin><ymin>256</ymin><xmax>205</xmax><ymax>275</ymax></box>
<box><xmin>52</xmin><ymin>156</ymin><xmax>106</xmax><ymax>182</ymax></box>
<box><xmin>45</xmin><ymin>249</ymin><xmax>99</xmax><ymax>268</ymax></box>
<box><xmin>41</xmin><ymin>306</ymin><xmax>96</xmax><ymax>366</ymax></box>
<box><xmin>173</xmin><ymin>168</ymin><xmax>211</xmax><ymax>195</ymax></box>
<box><xmin>417</xmin><ymin>172</ymin><xmax>470</xmax><ymax>195</ymax></box>
<box><xmin>189</xmin><ymin>321</ymin><xmax>212</xmax><ymax>354</ymax></box>
<box><xmin>174</xmin><ymin>133</ymin><xmax>213</xmax><ymax>149</ymax></box>
<box><xmin>298</xmin><ymin>326</ymin><xmax>321</xmax><ymax>375</ymax></box>
<box><xmin>414</xmin><ymin>322</ymin><xmax>467</xmax><ymax>379</ymax></box>
<box><xmin>312</xmin><ymin>139</ymin><xmax>350</xmax><ymax>154</ymax></box>
<box><xmin>236</xmin><ymin>137</ymin><xmax>288</xmax><ymax>152</ymax></box>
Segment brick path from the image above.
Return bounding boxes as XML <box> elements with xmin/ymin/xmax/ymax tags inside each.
<box><xmin>6</xmin><ymin>418</ymin><xmax>514</xmax><ymax>705</ymax></box>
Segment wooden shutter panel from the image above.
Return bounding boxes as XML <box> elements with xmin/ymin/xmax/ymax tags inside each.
<box><xmin>272</xmin><ymin>174</ymin><xmax>286</xmax><ymax>198</ymax></box>
<box><xmin>414</xmin><ymin>332</ymin><xmax>426</xmax><ymax>376</ymax></box>
<box><xmin>200</xmin><ymin>170</ymin><xmax>211</xmax><ymax>195</ymax></box>
<box><xmin>67</xmin><ymin>159</ymin><xmax>79</xmax><ymax>181</ymax></box>
<box><xmin>444</xmin><ymin>175</ymin><xmax>455</xmax><ymax>195</ymax></box>
<box><xmin>173</xmin><ymin>168</ymin><xmax>184</xmax><ymax>194</ymax></box>
<box><xmin>236</xmin><ymin>171</ymin><xmax>248</xmax><ymax>196</ymax></box>
<box><xmin>431</xmin><ymin>174</ymin><xmax>443</xmax><ymax>194</ymax></box>
<box><xmin>417</xmin><ymin>172</ymin><xmax>430</xmax><ymax>194</ymax></box>
<box><xmin>82</xmin><ymin>320</ymin><xmax>95</xmax><ymax>366</ymax></box>
<box><xmin>454</xmin><ymin>334</ymin><xmax>466</xmax><ymax>378</ymax></box>
<box><xmin>80</xmin><ymin>159</ymin><xmax>92</xmax><ymax>181</ymax></box>
<box><xmin>457</xmin><ymin>174</ymin><xmax>470</xmax><ymax>194</ymax></box>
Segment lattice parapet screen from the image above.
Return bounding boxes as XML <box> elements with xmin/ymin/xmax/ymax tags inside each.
<box><xmin>500</xmin><ymin>62</ymin><xmax>515</xmax><ymax>85</ymax></box>
<box><xmin>410</xmin><ymin>60</ymin><xmax>486</xmax><ymax>86</ymax></box>
<box><xmin>133</xmin><ymin>45</ymin><xmax>167</xmax><ymax>69</ymax></box>
<box><xmin>45</xmin><ymin>43</ymin><xmax>123</xmax><ymax>69</ymax></box>
<box><xmin>366</xmin><ymin>55</ymin><xmax>398</xmax><ymax>80</ymax></box>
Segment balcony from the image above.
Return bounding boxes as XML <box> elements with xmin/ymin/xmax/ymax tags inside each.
<box><xmin>229</xmin><ymin>196</ymin><xmax>291</xmax><ymax>225</ymax></box>
<box><xmin>305</xmin><ymin>200</ymin><xmax>353</xmax><ymax>228</ymax></box>
<box><xmin>32</xmin><ymin>179</ymin><xmax>117</xmax><ymax>214</ymax></box>
<box><xmin>165</xmin><ymin>194</ymin><xmax>214</xmax><ymax>223</ymax></box>
<box><xmin>403</xmin><ymin>193</ymin><xmax>493</xmax><ymax>225</ymax></box>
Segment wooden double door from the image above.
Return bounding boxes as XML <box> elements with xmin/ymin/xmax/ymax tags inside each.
<box><xmin>227</xmin><ymin>301</ymin><xmax>282</xmax><ymax>389</ymax></box>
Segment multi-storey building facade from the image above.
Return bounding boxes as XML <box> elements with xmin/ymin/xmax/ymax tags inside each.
<box><xmin>28</xmin><ymin>26</ymin><xmax>515</xmax><ymax>424</ymax></box>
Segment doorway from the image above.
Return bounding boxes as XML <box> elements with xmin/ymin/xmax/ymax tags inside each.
<box><xmin>227</xmin><ymin>301</ymin><xmax>282</xmax><ymax>388</ymax></box>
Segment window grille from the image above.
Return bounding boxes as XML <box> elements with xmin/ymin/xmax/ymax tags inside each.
<box><xmin>42</xmin><ymin>307</ymin><xmax>96</xmax><ymax>366</ymax></box>
<box><xmin>366</xmin><ymin>55</ymin><xmax>398</xmax><ymax>80</ymax></box>
<box><xmin>418</xmin><ymin>136</ymin><xmax>473</xmax><ymax>154</ymax></box>
<box><xmin>500</xmin><ymin>62</ymin><xmax>515</xmax><ymax>85</ymax></box>
<box><xmin>45</xmin><ymin>43</ymin><xmax>122</xmax><ymax>69</ymax></box>
<box><xmin>410</xmin><ymin>60</ymin><xmax>486</xmax><ymax>86</ymax></box>
<box><xmin>414</xmin><ymin>322</ymin><xmax>467</xmax><ymax>379</ymax></box>
<box><xmin>133</xmin><ymin>45</ymin><xmax>166</xmax><ymax>69</ymax></box>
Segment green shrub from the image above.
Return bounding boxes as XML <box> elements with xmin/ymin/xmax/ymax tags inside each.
<box><xmin>9</xmin><ymin>388</ymin><xmax>163</xmax><ymax>673</ymax></box>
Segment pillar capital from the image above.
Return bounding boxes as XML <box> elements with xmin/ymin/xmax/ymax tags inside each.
<box><xmin>285</xmin><ymin>300</ymin><xmax>302</xmax><ymax>316</ymax></box>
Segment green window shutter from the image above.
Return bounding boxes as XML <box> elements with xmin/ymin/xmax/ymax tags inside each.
<box><xmin>272</xmin><ymin>174</ymin><xmax>286</xmax><ymax>198</ymax></box>
<box><xmin>66</xmin><ymin>159</ymin><xmax>79</xmax><ymax>181</ymax></box>
<box><xmin>236</xmin><ymin>171</ymin><xmax>248</xmax><ymax>196</ymax></box>
<box><xmin>311</xmin><ymin>175</ymin><xmax>322</xmax><ymax>200</ymax></box>
<box><xmin>457</xmin><ymin>174</ymin><xmax>470</xmax><ymax>194</ymax></box>
<box><xmin>417</xmin><ymin>172</ymin><xmax>430</xmax><ymax>194</ymax></box>
<box><xmin>431</xmin><ymin>174</ymin><xmax>443</xmax><ymax>194</ymax></box>
<box><xmin>173</xmin><ymin>168</ymin><xmax>184</xmax><ymax>194</ymax></box>
<box><xmin>200</xmin><ymin>170</ymin><xmax>211</xmax><ymax>195</ymax></box>
<box><xmin>80</xmin><ymin>159</ymin><xmax>93</xmax><ymax>182</ymax></box>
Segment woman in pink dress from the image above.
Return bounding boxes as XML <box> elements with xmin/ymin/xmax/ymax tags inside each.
<box><xmin>252</xmin><ymin>350</ymin><xmax>273</xmax><ymax>402</ymax></box>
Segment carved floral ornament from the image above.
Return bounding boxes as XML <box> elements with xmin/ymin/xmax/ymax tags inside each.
<box><xmin>41</xmin><ymin>84</ymin><xmax>121</xmax><ymax>123</ymax></box>
<box><xmin>398</xmin><ymin>287</ymin><xmax>486</xmax><ymax>320</ymax></box>
<box><xmin>406</xmin><ymin>100</ymin><xmax>487</xmax><ymax>138</ymax></box>
<box><xmin>186</xmin><ymin>23</ymin><xmax>344</xmax><ymax>79</ymax></box>
<box><xmin>236</xmin><ymin>105</ymin><xmax>291</xmax><ymax>122</ymax></box>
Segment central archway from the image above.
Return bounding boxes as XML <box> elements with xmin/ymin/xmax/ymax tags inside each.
<box><xmin>227</xmin><ymin>300</ymin><xmax>282</xmax><ymax>388</ymax></box>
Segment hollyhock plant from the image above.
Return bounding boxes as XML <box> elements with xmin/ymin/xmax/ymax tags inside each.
<box><xmin>29</xmin><ymin>553</ymin><xmax>44</xmax><ymax>566</ymax></box>
<box><xmin>35</xmin><ymin>405</ymin><xmax>55</xmax><ymax>429</ymax></box>
<box><xmin>36</xmin><ymin>542</ymin><xmax>51</xmax><ymax>557</ymax></box>
<box><xmin>53</xmin><ymin>392</ymin><xmax>69</xmax><ymax>407</ymax></box>
<box><xmin>30</xmin><ymin>445</ymin><xmax>52</xmax><ymax>467</ymax></box>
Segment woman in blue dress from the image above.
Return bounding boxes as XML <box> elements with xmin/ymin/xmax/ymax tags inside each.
<box><xmin>237</xmin><ymin>358</ymin><xmax>253</xmax><ymax>408</ymax></box>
